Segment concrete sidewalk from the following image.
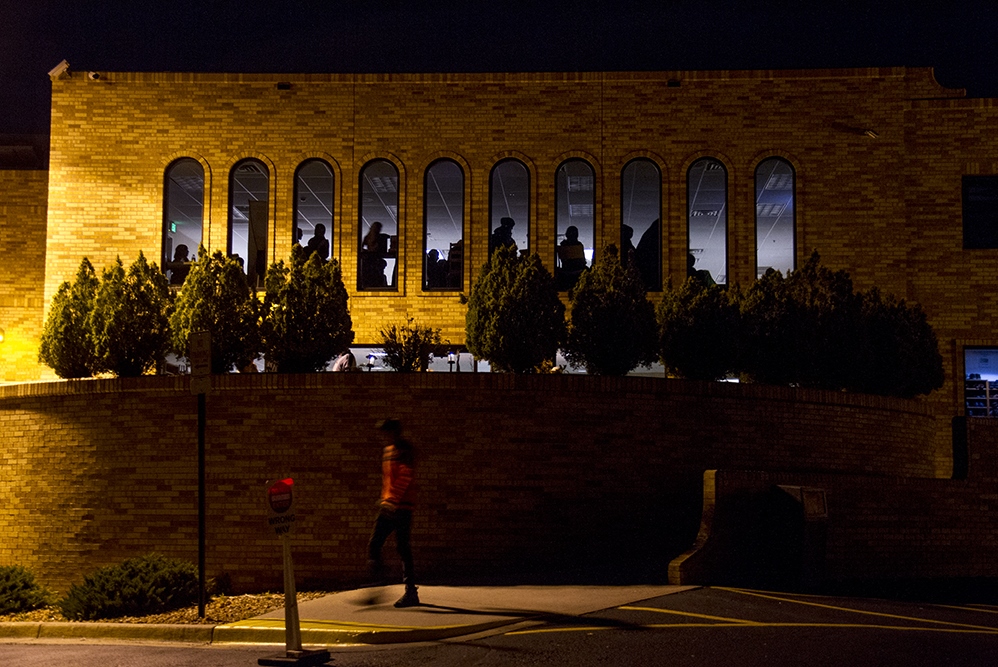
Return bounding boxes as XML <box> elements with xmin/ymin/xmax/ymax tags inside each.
<box><xmin>0</xmin><ymin>585</ymin><xmax>693</xmax><ymax>647</ymax></box>
<box><xmin>214</xmin><ymin>584</ymin><xmax>692</xmax><ymax>646</ymax></box>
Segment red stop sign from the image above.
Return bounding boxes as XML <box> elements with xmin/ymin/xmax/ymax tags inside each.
<box><xmin>268</xmin><ymin>478</ymin><xmax>293</xmax><ymax>514</ymax></box>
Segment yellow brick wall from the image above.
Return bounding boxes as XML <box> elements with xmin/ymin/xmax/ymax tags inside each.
<box><xmin>25</xmin><ymin>66</ymin><xmax>998</xmax><ymax>466</ymax></box>
<box><xmin>0</xmin><ymin>170</ymin><xmax>48</xmax><ymax>382</ymax></box>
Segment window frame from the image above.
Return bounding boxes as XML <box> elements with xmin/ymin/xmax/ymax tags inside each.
<box><xmin>422</xmin><ymin>158</ymin><xmax>465</xmax><ymax>291</ymax></box>
<box><xmin>293</xmin><ymin>158</ymin><xmax>335</xmax><ymax>261</ymax></box>
<box><xmin>754</xmin><ymin>157</ymin><xmax>796</xmax><ymax>278</ymax></box>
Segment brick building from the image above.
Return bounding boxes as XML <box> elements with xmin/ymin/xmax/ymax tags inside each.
<box><xmin>2</xmin><ymin>64</ymin><xmax>998</xmax><ymax>465</ymax></box>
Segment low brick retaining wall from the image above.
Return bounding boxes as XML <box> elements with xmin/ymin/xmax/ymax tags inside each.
<box><xmin>0</xmin><ymin>374</ymin><xmax>937</xmax><ymax>593</ymax></box>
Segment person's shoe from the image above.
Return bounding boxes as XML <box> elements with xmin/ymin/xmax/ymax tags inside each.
<box><xmin>394</xmin><ymin>587</ymin><xmax>420</xmax><ymax>608</ymax></box>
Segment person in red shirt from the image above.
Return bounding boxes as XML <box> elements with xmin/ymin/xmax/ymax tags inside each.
<box><xmin>367</xmin><ymin>418</ymin><xmax>420</xmax><ymax>608</ymax></box>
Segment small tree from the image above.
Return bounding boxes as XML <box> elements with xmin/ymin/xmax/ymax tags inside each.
<box><xmin>38</xmin><ymin>258</ymin><xmax>100</xmax><ymax>378</ymax></box>
<box><xmin>378</xmin><ymin>315</ymin><xmax>442</xmax><ymax>372</ymax></box>
<box><xmin>169</xmin><ymin>246</ymin><xmax>261</xmax><ymax>373</ymax></box>
<box><xmin>465</xmin><ymin>245</ymin><xmax>566</xmax><ymax>373</ymax></box>
<box><xmin>657</xmin><ymin>278</ymin><xmax>742</xmax><ymax>381</ymax></box>
<box><xmin>90</xmin><ymin>252</ymin><xmax>172</xmax><ymax>377</ymax></box>
<box><xmin>564</xmin><ymin>245</ymin><xmax>657</xmax><ymax>375</ymax></box>
<box><xmin>261</xmin><ymin>245</ymin><xmax>354</xmax><ymax>373</ymax></box>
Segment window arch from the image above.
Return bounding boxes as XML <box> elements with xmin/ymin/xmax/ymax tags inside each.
<box><xmin>163</xmin><ymin>158</ymin><xmax>204</xmax><ymax>286</ymax></box>
<box><xmin>755</xmin><ymin>157</ymin><xmax>796</xmax><ymax>277</ymax></box>
<box><xmin>489</xmin><ymin>159</ymin><xmax>529</xmax><ymax>255</ymax></box>
<box><xmin>358</xmin><ymin>159</ymin><xmax>399</xmax><ymax>290</ymax></box>
<box><xmin>621</xmin><ymin>158</ymin><xmax>662</xmax><ymax>291</ymax></box>
<box><xmin>423</xmin><ymin>159</ymin><xmax>464</xmax><ymax>290</ymax></box>
<box><xmin>228</xmin><ymin>158</ymin><xmax>270</xmax><ymax>287</ymax></box>
<box><xmin>294</xmin><ymin>159</ymin><xmax>334</xmax><ymax>261</ymax></box>
<box><xmin>555</xmin><ymin>159</ymin><xmax>594</xmax><ymax>291</ymax></box>
<box><xmin>687</xmin><ymin>158</ymin><xmax>728</xmax><ymax>285</ymax></box>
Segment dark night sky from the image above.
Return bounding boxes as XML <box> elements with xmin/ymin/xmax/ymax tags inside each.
<box><xmin>2</xmin><ymin>1</ymin><xmax>997</xmax><ymax>135</ymax></box>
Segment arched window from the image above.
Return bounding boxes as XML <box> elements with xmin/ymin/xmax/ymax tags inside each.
<box><xmin>228</xmin><ymin>159</ymin><xmax>270</xmax><ymax>287</ymax></box>
<box><xmin>358</xmin><ymin>159</ymin><xmax>399</xmax><ymax>290</ymax></box>
<box><xmin>755</xmin><ymin>157</ymin><xmax>796</xmax><ymax>277</ymax></box>
<box><xmin>489</xmin><ymin>159</ymin><xmax>529</xmax><ymax>255</ymax></box>
<box><xmin>423</xmin><ymin>159</ymin><xmax>464</xmax><ymax>290</ymax></box>
<box><xmin>555</xmin><ymin>159</ymin><xmax>595</xmax><ymax>291</ymax></box>
<box><xmin>294</xmin><ymin>159</ymin><xmax>334</xmax><ymax>261</ymax></box>
<box><xmin>687</xmin><ymin>158</ymin><xmax>728</xmax><ymax>285</ymax></box>
<box><xmin>621</xmin><ymin>158</ymin><xmax>662</xmax><ymax>291</ymax></box>
<box><xmin>163</xmin><ymin>158</ymin><xmax>204</xmax><ymax>286</ymax></box>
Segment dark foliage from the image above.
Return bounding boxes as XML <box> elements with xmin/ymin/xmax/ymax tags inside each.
<box><xmin>90</xmin><ymin>252</ymin><xmax>172</xmax><ymax>377</ymax></box>
<box><xmin>0</xmin><ymin>565</ymin><xmax>50</xmax><ymax>614</ymax></box>
<box><xmin>169</xmin><ymin>246</ymin><xmax>262</xmax><ymax>373</ymax></box>
<box><xmin>465</xmin><ymin>245</ymin><xmax>566</xmax><ymax>373</ymax></box>
<box><xmin>261</xmin><ymin>245</ymin><xmax>354</xmax><ymax>373</ymax></box>
<box><xmin>378</xmin><ymin>315</ymin><xmax>442</xmax><ymax>372</ymax></box>
<box><xmin>657</xmin><ymin>277</ymin><xmax>742</xmax><ymax>381</ymax></box>
<box><xmin>564</xmin><ymin>245</ymin><xmax>658</xmax><ymax>375</ymax></box>
<box><xmin>58</xmin><ymin>554</ymin><xmax>200</xmax><ymax>621</ymax></box>
<box><xmin>38</xmin><ymin>258</ymin><xmax>100</xmax><ymax>378</ymax></box>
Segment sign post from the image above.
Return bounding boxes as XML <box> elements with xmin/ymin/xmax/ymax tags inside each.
<box><xmin>258</xmin><ymin>478</ymin><xmax>330</xmax><ymax>667</ymax></box>
<box><xmin>189</xmin><ymin>330</ymin><xmax>211</xmax><ymax>620</ymax></box>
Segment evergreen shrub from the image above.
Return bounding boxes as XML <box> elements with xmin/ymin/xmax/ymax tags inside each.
<box><xmin>58</xmin><ymin>554</ymin><xmax>200</xmax><ymax>621</ymax></box>
<box><xmin>0</xmin><ymin>565</ymin><xmax>50</xmax><ymax>615</ymax></box>
<box><xmin>378</xmin><ymin>315</ymin><xmax>442</xmax><ymax>372</ymax></box>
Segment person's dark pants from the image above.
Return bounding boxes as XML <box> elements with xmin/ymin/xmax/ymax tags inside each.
<box><xmin>368</xmin><ymin>508</ymin><xmax>415</xmax><ymax>588</ymax></box>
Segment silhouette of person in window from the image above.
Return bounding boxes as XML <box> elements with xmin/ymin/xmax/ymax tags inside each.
<box><xmin>687</xmin><ymin>252</ymin><xmax>716</xmax><ymax>287</ymax></box>
<box><xmin>490</xmin><ymin>217</ymin><xmax>516</xmax><ymax>255</ymax></box>
<box><xmin>306</xmin><ymin>223</ymin><xmax>329</xmax><ymax>260</ymax></box>
<box><xmin>621</xmin><ymin>224</ymin><xmax>636</xmax><ymax>262</ymax></box>
<box><xmin>425</xmin><ymin>249</ymin><xmax>448</xmax><ymax>288</ymax></box>
<box><xmin>634</xmin><ymin>219</ymin><xmax>661</xmax><ymax>291</ymax></box>
<box><xmin>361</xmin><ymin>221</ymin><xmax>388</xmax><ymax>287</ymax></box>
<box><xmin>556</xmin><ymin>225</ymin><xmax>587</xmax><ymax>290</ymax></box>
<box><xmin>167</xmin><ymin>244</ymin><xmax>191</xmax><ymax>285</ymax></box>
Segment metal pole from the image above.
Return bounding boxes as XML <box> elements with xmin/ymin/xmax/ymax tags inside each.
<box><xmin>198</xmin><ymin>391</ymin><xmax>206</xmax><ymax>619</ymax></box>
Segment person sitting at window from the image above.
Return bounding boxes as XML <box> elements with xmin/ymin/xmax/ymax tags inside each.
<box><xmin>490</xmin><ymin>217</ymin><xmax>516</xmax><ymax>255</ymax></box>
<box><xmin>305</xmin><ymin>223</ymin><xmax>329</xmax><ymax>260</ymax></box>
<box><xmin>167</xmin><ymin>244</ymin><xmax>192</xmax><ymax>285</ymax></box>
<box><xmin>556</xmin><ymin>225</ymin><xmax>587</xmax><ymax>290</ymax></box>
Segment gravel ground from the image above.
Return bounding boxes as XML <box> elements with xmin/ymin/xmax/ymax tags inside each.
<box><xmin>0</xmin><ymin>591</ymin><xmax>331</xmax><ymax>625</ymax></box>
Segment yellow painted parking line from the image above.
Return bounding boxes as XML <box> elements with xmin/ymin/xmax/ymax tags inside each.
<box><xmin>507</xmin><ymin>626</ymin><xmax>615</xmax><ymax>636</ymax></box>
<box><xmin>932</xmin><ymin>603</ymin><xmax>998</xmax><ymax>616</ymax></box>
<box><xmin>715</xmin><ymin>588</ymin><xmax>998</xmax><ymax>632</ymax></box>
<box><xmin>618</xmin><ymin>605</ymin><xmax>762</xmax><ymax>625</ymax></box>
<box><xmin>220</xmin><ymin>618</ymin><xmax>468</xmax><ymax>632</ymax></box>
<box><xmin>509</xmin><ymin>622</ymin><xmax>998</xmax><ymax>637</ymax></box>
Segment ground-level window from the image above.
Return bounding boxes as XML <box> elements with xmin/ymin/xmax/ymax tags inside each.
<box><xmin>228</xmin><ymin>159</ymin><xmax>270</xmax><ymax>288</ymax></box>
<box><xmin>755</xmin><ymin>157</ymin><xmax>795</xmax><ymax>278</ymax></box>
<box><xmin>489</xmin><ymin>159</ymin><xmax>529</xmax><ymax>255</ymax></box>
<box><xmin>621</xmin><ymin>158</ymin><xmax>661</xmax><ymax>291</ymax></box>
<box><xmin>163</xmin><ymin>158</ymin><xmax>204</xmax><ymax>286</ymax></box>
<box><xmin>963</xmin><ymin>176</ymin><xmax>998</xmax><ymax>249</ymax></box>
<box><xmin>965</xmin><ymin>348</ymin><xmax>998</xmax><ymax>416</ymax></box>
<box><xmin>555</xmin><ymin>159</ymin><xmax>595</xmax><ymax>291</ymax></box>
<box><xmin>359</xmin><ymin>159</ymin><xmax>399</xmax><ymax>290</ymax></box>
<box><xmin>294</xmin><ymin>159</ymin><xmax>334</xmax><ymax>261</ymax></box>
<box><xmin>423</xmin><ymin>159</ymin><xmax>464</xmax><ymax>290</ymax></box>
<box><xmin>687</xmin><ymin>158</ymin><xmax>728</xmax><ymax>286</ymax></box>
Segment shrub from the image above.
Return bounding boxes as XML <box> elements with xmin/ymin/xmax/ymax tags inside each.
<box><xmin>741</xmin><ymin>252</ymin><xmax>859</xmax><ymax>390</ymax></box>
<box><xmin>378</xmin><ymin>315</ymin><xmax>442</xmax><ymax>372</ymax></box>
<box><xmin>169</xmin><ymin>246</ymin><xmax>262</xmax><ymax>373</ymax></box>
<box><xmin>0</xmin><ymin>565</ymin><xmax>50</xmax><ymax>615</ymax></box>
<box><xmin>564</xmin><ymin>245</ymin><xmax>658</xmax><ymax>375</ymax></box>
<box><xmin>851</xmin><ymin>287</ymin><xmax>944</xmax><ymax>398</ymax></box>
<box><xmin>657</xmin><ymin>277</ymin><xmax>742</xmax><ymax>381</ymax></box>
<box><xmin>261</xmin><ymin>245</ymin><xmax>354</xmax><ymax>372</ymax></box>
<box><xmin>58</xmin><ymin>554</ymin><xmax>200</xmax><ymax>621</ymax></box>
<box><xmin>90</xmin><ymin>252</ymin><xmax>173</xmax><ymax>377</ymax></box>
<box><xmin>38</xmin><ymin>257</ymin><xmax>100</xmax><ymax>378</ymax></box>
<box><xmin>465</xmin><ymin>245</ymin><xmax>566</xmax><ymax>373</ymax></box>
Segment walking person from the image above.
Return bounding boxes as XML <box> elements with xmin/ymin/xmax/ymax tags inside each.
<box><xmin>367</xmin><ymin>418</ymin><xmax>420</xmax><ymax>607</ymax></box>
